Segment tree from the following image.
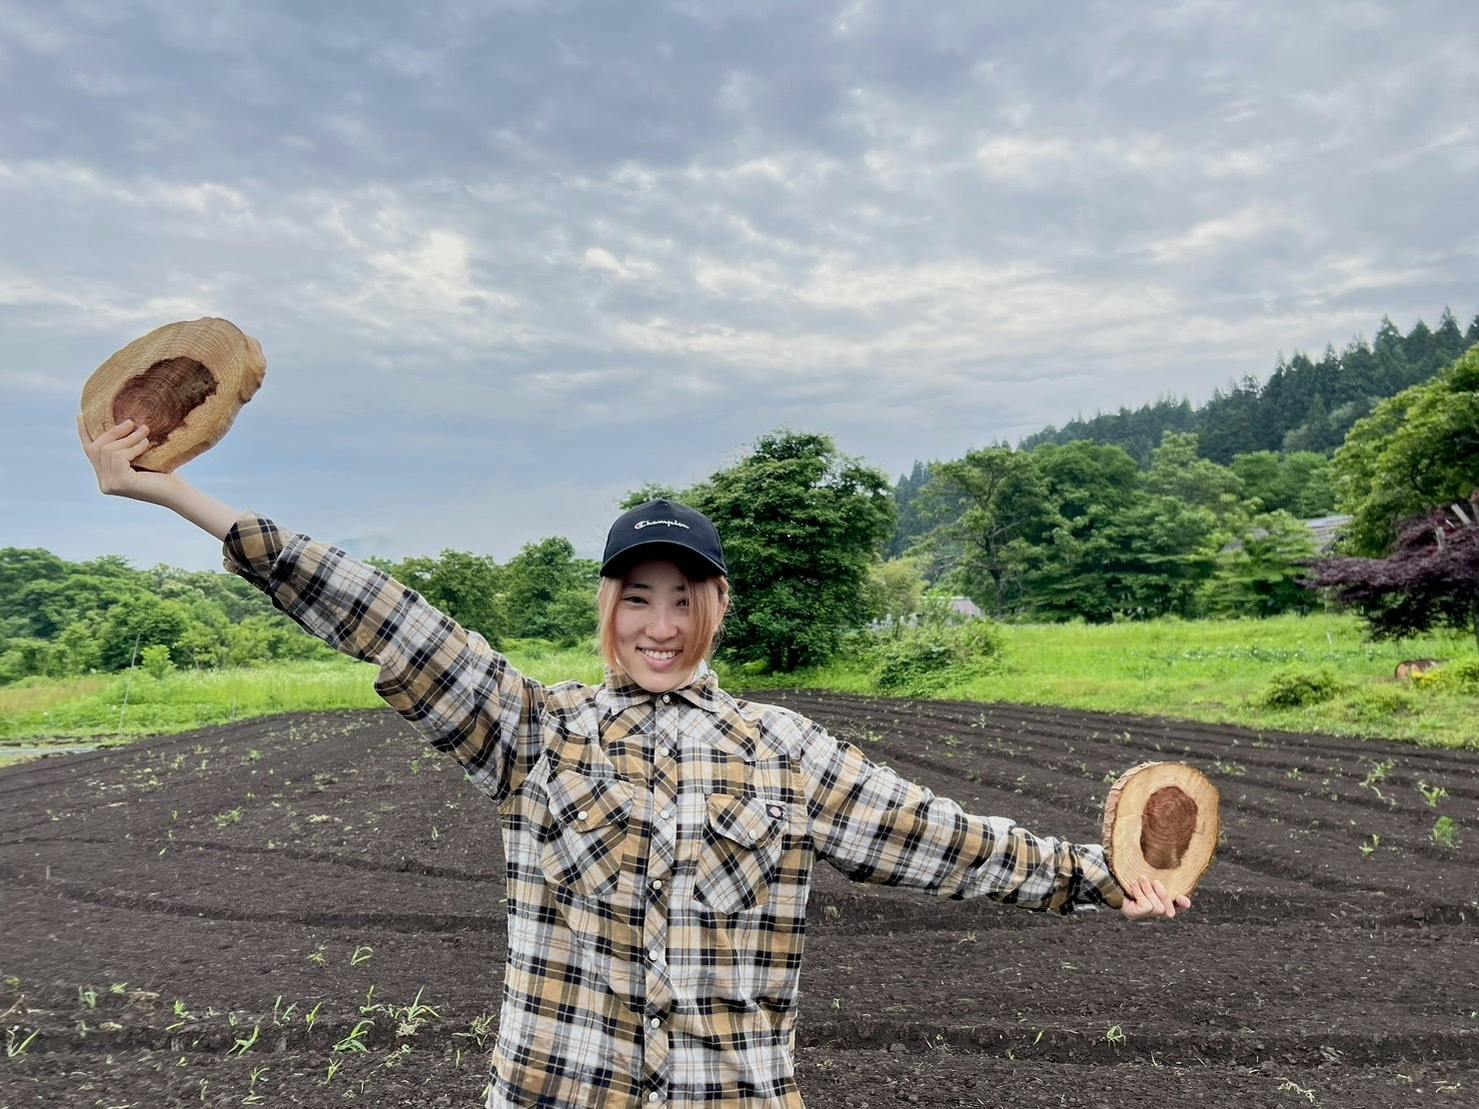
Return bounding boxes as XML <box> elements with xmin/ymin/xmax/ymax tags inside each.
<box><xmin>1312</xmin><ymin>494</ymin><xmax>1479</xmax><ymax>648</ymax></box>
<box><xmin>501</xmin><ymin>538</ymin><xmax>598</xmax><ymax>643</ymax></box>
<box><xmin>1232</xmin><ymin>451</ymin><xmax>1335</xmax><ymax>516</ymax></box>
<box><xmin>923</xmin><ymin>446</ymin><xmax>1057</xmax><ymax>616</ymax></box>
<box><xmin>1334</xmin><ymin>343</ymin><xmax>1479</xmax><ymax>556</ymax></box>
<box><xmin>864</xmin><ymin>558</ymin><xmax>927</xmax><ymax>625</ymax></box>
<box><xmin>689</xmin><ymin>430</ymin><xmax>894</xmax><ymax>670</ymax></box>
<box><xmin>375</xmin><ymin>548</ymin><xmax>506</xmax><ymax>646</ymax></box>
<box><xmin>1201</xmin><ymin>511</ymin><xmax>1319</xmax><ymax>618</ymax></box>
<box><xmin>1140</xmin><ymin>432</ymin><xmax>1244</xmax><ymax>516</ymax></box>
<box><xmin>1097</xmin><ymin>495</ymin><xmax>1219</xmax><ymax>618</ymax></box>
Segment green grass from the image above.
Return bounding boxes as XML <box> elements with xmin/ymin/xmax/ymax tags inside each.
<box><xmin>1</xmin><ymin>615</ymin><xmax>1474</xmax><ymax>760</ymax></box>
<box><xmin>741</xmin><ymin>614</ymin><xmax>1477</xmax><ymax>748</ymax></box>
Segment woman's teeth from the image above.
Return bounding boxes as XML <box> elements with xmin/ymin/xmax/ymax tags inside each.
<box><xmin>641</xmin><ymin>649</ymin><xmax>677</xmax><ymax>661</ymax></box>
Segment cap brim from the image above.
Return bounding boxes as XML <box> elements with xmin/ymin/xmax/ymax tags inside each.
<box><xmin>600</xmin><ymin>540</ymin><xmax>725</xmax><ymax>579</ymax></box>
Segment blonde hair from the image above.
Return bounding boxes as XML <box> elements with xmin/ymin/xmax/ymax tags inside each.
<box><xmin>597</xmin><ymin>567</ymin><xmax>730</xmax><ymax>678</ymax></box>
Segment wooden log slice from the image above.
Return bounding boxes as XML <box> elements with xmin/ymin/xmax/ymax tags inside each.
<box><xmin>1102</xmin><ymin>761</ymin><xmax>1219</xmax><ymax>901</ymax></box>
<box><xmin>80</xmin><ymin>318</ymin><xmax>266</xmax><ymax>473</ymax></box>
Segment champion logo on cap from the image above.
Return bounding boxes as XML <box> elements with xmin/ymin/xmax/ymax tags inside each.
<box><xmin>634</xmin><ymin>519</ymin><xmax>691</xmax><ymax>531</ymax></box>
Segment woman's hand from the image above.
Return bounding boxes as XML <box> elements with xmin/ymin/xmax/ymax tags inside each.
<box><xmin>78</xmin><ymin>415</ymin><xmax>185</xmax><ymax>507</ymax></box>
<box><xmin>1119</xmin><ymin>876</ymin><xmax>1191</xmax><ymax>922</ymax></box>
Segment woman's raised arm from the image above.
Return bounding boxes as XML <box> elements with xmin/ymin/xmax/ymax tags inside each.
<box><xmin>78</xmin><ymin>413</ymin><xmax>547</xmax><ymax>804</ymax></box>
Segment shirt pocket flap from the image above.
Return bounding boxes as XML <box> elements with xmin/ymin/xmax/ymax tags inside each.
<box><xmin>706</xmin><ymin>793</ymin><xmax>782</xmax><ymax>849</ymax></box>
<box><xmin>547</xmin><ymin>770</ymin><xmax>634</xmax><ymax>830</ymax></box>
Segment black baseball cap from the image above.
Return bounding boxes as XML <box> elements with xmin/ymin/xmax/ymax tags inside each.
<box><xmin>601</xmin><ymin>499</ymin><xmax>728</xmax><ymax>579</ymax></box>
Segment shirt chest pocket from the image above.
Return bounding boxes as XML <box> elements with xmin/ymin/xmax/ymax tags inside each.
<box><xmin>539</xmin><ymin>769</ymin><xmax>635</xmax><ymax>899</ymax></box>
<box><xmin>694</xmin><ymin>793</ymin><xmax>785</xmax><ymax>915</ymax></box>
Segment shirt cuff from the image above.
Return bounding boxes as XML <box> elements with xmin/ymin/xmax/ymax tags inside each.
<box><xmin>1082</xmin><ymin>843</ymin><xmax>1126</xmax><ymax>911</ymax></box>
<box><xmin>222</xmin><ymin>513</ymin><xmax>300</xmax><ymax>588</ymax></box>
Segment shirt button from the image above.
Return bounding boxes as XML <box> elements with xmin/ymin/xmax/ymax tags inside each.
<box><xmin>660</xmin><ymin>807</ymin><xmax>674</xmax><ymax>820</ymax></box>
<box><xmin>651</xmin><ymin>878</ymin><xmax>663</xmax><ymax>892</ymax></box>
<box><xmin>662</xmin><ymin>746</ymin><xmax>676</xmax><ymax>759</ymax></box>
<box><xmin>647</xmin><ymin>1095</ymin><xmax>661</xmax><ymax>1104</ymax></box>
<box><xmin>576</xmin><ymin>810</ymin><xmax>589</xmax><ymax>821</ymax></box>
<box><xmin>661</xmin><ymin>693</ymin><xmax>671</xmax><ymax>703</ymax></box>
<box><xmin>649</xmin><ymin>1016</ymin><xmax>661</xmax><ymax>1029</ymax></box>
<box><xmin>647</xmin><ymin>947</ymin><xmax>662</xmax><ymax>963</ymax></box>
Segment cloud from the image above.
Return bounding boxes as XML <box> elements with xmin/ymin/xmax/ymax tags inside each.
<box><xmin>5</xmin><ymin>0</ymin><xmax>1477</xmax><ymax>569</ymax></box>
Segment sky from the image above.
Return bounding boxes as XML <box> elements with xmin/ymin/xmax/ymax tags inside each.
<box><xmin>4</xmin><ymin>0</ymin><xmax>1476</xmax><ymax>571</ymax></box>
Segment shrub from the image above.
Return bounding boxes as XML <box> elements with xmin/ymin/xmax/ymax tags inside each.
<box><xmin>140</xmin><ymin>644</ymin><xmax>176</xmax><ymax>680</ymax></box>
<box><xmin>874</xmin><ymin>621</ymin><xmax>1004</xmax><ymax>696</ymax></box>
<box><xmin>1259</xmin><ymin>666</ymin><xmax>1346</xmax><ymax>709</ymax></box>
<box><xmin>1344</xmin><ymin>686</ymin><xmax>1419</xmax><ymax>722</ymax></box>
<box><xmin>1417</xmin><ymin>655</ymin><xmax>1479</xmax><ymax>694</ymax></box>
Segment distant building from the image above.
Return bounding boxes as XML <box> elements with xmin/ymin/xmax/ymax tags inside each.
<box><xmin>1220</xmin><ymin>514</ymin><xmax>1353</xmax><ymax>555</ymax></box>
<box><xmin>1304</xmin><ymin>514</ymin><xmax>1353</xmax><ymax>552</ymax></box>
<box><xmin>949</xmin><ymin>596</ymin><xmax>984</xmax><ymax>620</ymax></box>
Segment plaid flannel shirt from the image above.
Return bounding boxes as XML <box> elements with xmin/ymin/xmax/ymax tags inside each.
<box><xmin>223</xmin><ymin>514</ymin><xmax>1125</xmax><ymax>1109</ymax></box>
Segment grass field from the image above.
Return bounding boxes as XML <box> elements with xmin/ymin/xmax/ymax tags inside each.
<box><xmin>2</xmin><ymin>616</ymin><xmax>1475</xmax><ymax>762</ymax></box>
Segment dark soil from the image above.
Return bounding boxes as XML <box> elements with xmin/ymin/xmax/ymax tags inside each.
<box><xmin>1</xmin><ymin>693</ymin><xmax>1476</xmax><ymax>1108</ymax></box>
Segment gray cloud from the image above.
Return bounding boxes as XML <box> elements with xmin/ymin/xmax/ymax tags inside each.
<box><xmin>4</xmin><ymin>0</ymin><xmax>1475</xmax><ymax>570</ymax></box>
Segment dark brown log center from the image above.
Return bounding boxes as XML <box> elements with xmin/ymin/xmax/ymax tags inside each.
<box><xmin>112</xmin><ymin>357</ymin><xmax>218</xmax><ymax>444</ymax></box>
<box><xmin>1139</xmin><ymin>785</ymin><xmax>1198</xmax><ymax>869</ymax></box>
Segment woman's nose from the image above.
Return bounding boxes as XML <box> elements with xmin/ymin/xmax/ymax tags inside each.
<box><xmin>648</xmin><ymin>609</ymin><xmax>678</xmax><ymax>638</ymax></box>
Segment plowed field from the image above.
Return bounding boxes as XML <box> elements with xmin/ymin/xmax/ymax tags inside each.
<box><xmin>2</xmin><ymin>693</ymin><xmax>1476</xmax><ymax>1108</ymax></box>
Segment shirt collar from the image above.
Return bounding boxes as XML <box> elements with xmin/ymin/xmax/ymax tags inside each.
<box><xmin>602</xmin><ymin>659</ymin><xmax>722</xmax><ymax>715</ymax></box>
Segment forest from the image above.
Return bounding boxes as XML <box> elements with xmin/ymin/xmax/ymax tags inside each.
<box><xmin>3</xmin><ymin>307</ymin><xmax>1476</xmax><ymax>686</ymax></box>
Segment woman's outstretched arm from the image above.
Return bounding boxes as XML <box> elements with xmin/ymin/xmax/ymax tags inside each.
<box><xmin>78</xmin><ymin>414</ymin><xmax>547</xmax><ymax>804</ymax></box>
<box><xmin>799</xmin><ymin>719</ymin><xmax>1190</xmax><ymax>921</ymax></box>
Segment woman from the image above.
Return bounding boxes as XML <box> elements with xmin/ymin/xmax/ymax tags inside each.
<box><xmin>80</xmin><ymin>416</ymin><xmax>1189</xmax><ymax>1109</ymax></box>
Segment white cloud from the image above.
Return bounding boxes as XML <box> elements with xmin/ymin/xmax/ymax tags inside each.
<box><xmin>1145</xmin><ymin>206</ymin><xmax>1286</xmax><ymax>262</ymax></box>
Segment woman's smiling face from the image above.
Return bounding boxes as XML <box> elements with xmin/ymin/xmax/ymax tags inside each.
<box><xmin>613</xmin><ymin>559</ymin><xmax>699</xmax><ymax>693</ymax></box>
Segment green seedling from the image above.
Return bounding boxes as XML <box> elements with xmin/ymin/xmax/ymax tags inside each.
<box><xmin>333</xmin><ymin>1019</ymin><xmax>374</xmax><ymax>1053</ymax></box>
<box><xmin>78</xmin><ymin>987</ymin><xmax>98</xmax><ymax>1009</ymax></box>
<box><xmin>227</xmin><ymin>1024</ymin><xmax>260</xmax><ymax>1056</ymax></box>
<box><xmin>109</xmin><ymin>982</ymin><xmax>128</xmax><ymax>996</ymax></box>
<box><xmin>1275</xmin><ymin>1077</ymin><xmax>1315</xmax><ymax>1103</ymax></box>
<box><xmin>431</xmin><ymin>824</ymin><xmax>441</xmax><ymax>841</ymax></box>
<box><xmin>1359</xmin><ymin>833</ymin><xmax>1380</xmax><ymax>858</ymax></box>
<box><xmin>1433</xmin><ymin>816</ymin><xmax>1460</xmax><ymax>849</ymax></box>
<box><xmin>1360</xmin><ymin>759</ymin><xmax>1397</xmax><ymax>802</ymax></box>
<box><xmin>382</xmin><ymin>1043</ymin><xmax>412</xmax><ymax>1068</ymax></box>
<box><xmin>198</xmin><ymin>1078</ymin><xmax>208</xmax><ymax>1103</ymax></box>
<box><xmin>243</xmin><ymin>1064</ymin><xmax>269</xmax><ymax>1104</ymax></box>
<box><xmin>213</xmin><ymin>808</ymin><xmax>242</xmax><ymax>827</ymax></box>
<box><xmin>350</xmin><ymin>945</ymin><xmax>374</xmax><ymax>966</ymax></box>
<box><xmin>303</xmin><ymin>1001</ymin><xmax>323</xmax><ymax>1032</ymax></box>
<box><xmin>306</xmin><ymin>946</ymin><xmax>327</xmax><ymax>967</ymax></box>
<box><xmin>390</xmin><ymin>987</ymin><xmax>441</xmax><ymax>1038</ymax></box>
<box><xmin>1416</xmin><ymin>781</ymin><xmax>1449</xmax><ymax>808</ymax></box>
<box><xmin>360</xmin><ymin>986</ymin><xmax>381</xmax><ymax>1015</ymax></box>
<box><xmin>453</xmin><ymin>1012</ymin><xmax>495</xmax><ymax>1050</ymax></box>
<box><xmin>6</xmin><ymin>1027</ymin><xmax>39</xmax><ymax>1057</ymax></box>
<box><xmin>321</xmin><ymin>1059</ymin><xmax>344</xmax><ymax>1085</ymax></box>
<box><xmin>1105</xmin><ymin>1024</ymin><xmax>1126</xmax><ymax>1046</ymax></box>
<box><xmin>166</xmin><ymin>999</ymin><xmax>193</xmax><ymax>1032</ymax></box>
